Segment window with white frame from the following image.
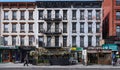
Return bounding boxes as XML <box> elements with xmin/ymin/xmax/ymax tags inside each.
<box><xmin>39</xmin><ymin>10</ymin><xmax>43</xmax><ymax>20</ymax></box>
<box><xmin>20</xmin><ymin>36</ymin><xmax>24</xmax><ymax>46</ymax></box>
<box><xmin>88</xmin><ymin>10</ymin><xmax>92</xmax><ymax>20</ymax></box>
<box><xmin>4</xmin><ymin>11</ymin><xmax>8</xmax><ymax>20</ymax></box>
<box><xmin>116</xmin><ymin>25</ymin><xmax>120</xmax><ymax>36</ymax></box>
<box><xmin>63</xmin><ymin>22</ymin><xmax>67</xmax><ymax>33</ymax></box>
<box><xmin>63</xmin><ymin>36</ymin><xmax>67</xmax><ymax>47</ymax></box>
<box><xmin>4</xmin><ymin>23</ymin><xmax>9</xmax><ymax>33</ymax></box>
<box><xmin>12</xmin><ymin>23</ymin><xmax>16</xmax><ymax>33</ymax></box>
<box><xmin>80</xmin><ymin>22</ymin><xmax>84</xmax><ymax>33</ymax></box>
<box><xmin>12</xmin><ymin>11</ymin><xmax>17</xmax><ymax>20</ymax></box>
<box><xmin>29</xmin><ymin>36</ymin><xmax>34</xmax><ymax>46</ymax></box>
<box><xmin>55</xmin><ymin>10</ymin><xmax>59</xmax><ymax>18</ymax></box>
<box><xmin>96</xmin><ymin>10</ymin><xmax>101</xmax><ymax>20</ymax></box>
<box><xmin>12</xmin><ymin>36</ymin><xmax>16</xmax><ymax>46</ymax></box>
<box><xmin>20</xmin><ymin>11</ymin><xmax>25</xmax><ymax>20</ymax></box>
<box><xmin>29</xmin><ymin>11</ymin><xmax>33</xmax><ymax>20</ymax></box>
<box><xmin>88</xmin><ymin>36</ymin><xmax>92</xmax><ymax>46</ymax></box>
<box><xmin>96</xmin><ymin>22</ymin><xmax>100</xmax><ymax>33</ymax></box>
<box><xmin>38</xmin><ymin>36</ymin><xmax>44</xmax><ymax>47</ymax></box>
<box><xmin>20</xmin><ymin>23</ymin><xmax>25</xmax><ymax>32</ymax></box>
<box><xmin>80</xmin><ymin>10</ymin><xmax>84</xmax><ymax>20</ymax></box>
<box><xmin>72</xmin><ymin>36</ymin><xmax>76</xmax><ymax>47</ymax></box>
<box><xmin>80</xmin><ymin>36</ymin><xmax>84</xmax><ymax>47</ymax></box>
<box><xmin>3</xmin><ymin>36</ymin><xmax>8</xmax><ymax>46</ymax></box>
<box><xmin>96</xmin><ymin>36</ymin><xmax>100</xmax><ymax>46</ymax></box>
<box><xmin>39</xmin><ymin>22</ymin><xmax>44</xmax><ymax>33</ymax></box>
<box><xmin>72</xmin><ymin>10</ymin><xmax>76</xmax><ymax>20</ymax></box>
<box><xmin>72</xmin><ymin>22</ymin><xmax>76</xmax><ymax>33</ymax></box>
<box><xmin>29</xmin><ymin>23</ymin><xmax>33</xmax><ymax>32</ymax></box>
<box><xmin>63</xmin><ymin>10</ymin><xmax>67</xmax><ymax>20</ymax></box>
<box><xmin>88</xmin><ymin>22</ymin><xmax>92</xmax><ymax>33</ymax></box>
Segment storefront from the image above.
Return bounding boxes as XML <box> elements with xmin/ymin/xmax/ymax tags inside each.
<box><xmin>19</xmin><ymin>46</ymin><xmax>36</xmax><ymax>63</ymax></box>
<box><xmin>0</xmin><ymin>46</ymin><xmax>18</xmax><ymax>63</ymax></box>
<box><xmin>82</xmin><ymin>47</ymin><xmax>112</xmax><ymax>65</ymax></box>
<box><xmin>70</xmin><ymin>47</ymin><xmax>83</xmax><ymax>63</ymax></box>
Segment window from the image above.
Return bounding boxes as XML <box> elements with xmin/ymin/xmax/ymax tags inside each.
<box><xmin>63</xmin><ymin>10</ymin><xmax>67</xmax><ymax>20</ymax></box>
<box><xmin>55</xmin><ymin>23</ymin><xmax>59</xmax><ymax>32</ymax></box>
<box><xmin>47</xmin><ymin>10</ymin><xmax>51</xmax><ymax>19</ymax></box>
<box><xmin>96</xmin><ymin>10</ymin><xmax>101</xmax><ymax>20</ymax></box>
<box><xmin>47</xmin><ymin>22</ymin><xmax>52</xmax><ymax>32</ymax></box>
<box><xmin>63</xmin><ymin>36</ymin><xmax>67</xmax><ymax>47</ymax></box>
<box><xmin>4</xmin><ymin>23</ymin><xmax>9</xmax><ymax>33</ymax></box>
<box><xmin>72</xmin><ymin>10</ymin><xmax>76</xmax><ymax>20</ymax></box>
<box><xmin>38</xmin><ymin>36</ymin><xmax>44</xmax><ymax>47</ymax></box>
<box><xmin>63</xmin><ymin>22</ymin><xmax>67</xmax><ymax>33</ymax></box>
<box><xmin>96</xmin><ymin>23</ymin><xmax>100</xmax><ymax>33</ymax></box>
<box><xmin>116</xmin><ymin>0</ymin><xmax>120</xmax><ymax>6</ymax></box>
<box><xmin>72</xmin><ymin>36</ymin><xmax>76</xmax><ymax>47</ymax></box>
<box><xmin>39</xmin><ymin>22</ymin><xmax>44</xmax><ymax>33</ymax></box>
<box><xmin>3</xmin><ymin>36</ymin><xmax>8</xmax><ymax>46</ymax></box>
<box><xmin>29</xmin><ymin>36</ymin><xmax>34</xmax><ymax>46</ymax></box>
<box><xmin>116</xmin><ymin>26</ymin><xmax>120</xmax><ymax>36</ymax></box>
<box><xmin>116</xmin><ymin>11</ymin><xmax>120</xmax><ymax>20</ymax></box>
<box><xmin>20</xmin><ymin>23</ymin><xmax>25</xmax><ymax>32</ymax></box>
<box><xmin>12</xmin><ymin>11</ymin><xmax>17</xmax><ymax>20</ymax></box>
<box><xmin>4</xmin><ymin>11</ymin><xmax>8</xmax><ymax>20</ymax></box>
<box><xmin>72</xmin><ymin>22</ymin><xmax>76</xmax><ymax>33</ymax></box>
<box><xmin>29</xmin><ymin>11</ymin><xmax>33</xmax><ymax>20</ymax></box>
<box><xmin>80</xmin><ymin>10</ymin><xmax>84</xmax><ymax>20</ymax></box>
<box><xmin>80</xmin><ymin>36</ymin><xmax>84</xmax><ymax>47</ymax></box>
<box><xmin>12</xmin><ymin>24</ymin><xmax>16</xmax><ymax>33</ymax></box>
<box><xmin>3</xmin><ymin>50</ymin><xmax>9</xmax><ymax>59</ymax></box>
<box><xmin>12</xmin><ymin>36</ymin><xmax>16</xmax><ymax>46</ymax></box>
<box><xmin>55</xmin><ymin>36</ymin><xmax>59</xmax><ymax>47</ymax></box>
<box><xmin>39</xmin><ymin>10</ymin><xmax>43</xmax><ymax>20</ymax></box>
<box><xmin>47</xmin><ymin>36</ymin><xmax>51</xmax><ymax>46</ymax></box>
<box><xmin>20</xmin><ymin>36</ymin><xmax>24</xmax><ymax>46</ymax></box>
<box><xmin>20</xmin><ymin>11</ymin><xmax>25</xmax><ymax>20</ymax></box>
<box><xmin>88</xmin><ymin>10</ymin><xmax>92</xmax><ymax>20</ymax></box>
<box><xmin>88</xmin><ymin>23</ymin><xmax>92</xmax><ymax>33</ymax></box>
<box><xmin>88</xmin><ymin>36</ymin><xmax>92</xmax><ymax>46</ymax></box>
<box><xmin>80</xmin><ymin>22</ymin><xmax>84</xmax><ymax>33</ymax></box>
<box><xmin>55</xmin><ymin>10</ymin><xmax>59</xmax><ymax>18</ymax></box>
<box><xmin>96</xmin><ymin>36</ymin><xmax>100</xmax><ymax>46</ymax></box>
<box><xmin>29</xmin><ymin>23</ymin><xmax>33</xmax><ymax>32</ymax></box>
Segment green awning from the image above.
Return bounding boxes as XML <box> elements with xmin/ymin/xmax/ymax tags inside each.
<box><xmin>0</xmin><ymin>46</ymin><xmax>18</xmax><ymax>49</ymax></box>
<box><xmin>71</xmin><ymin>47</ymin><xmax>83</xmax><ymax>51</ymax></box>
<box><xmin>102</xmin><ymin>44</ymin><xmax>118</xmax><ymax>51</ymax></box>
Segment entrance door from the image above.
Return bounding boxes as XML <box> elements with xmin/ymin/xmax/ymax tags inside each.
<box><xmin>88</xmin><ymin>53</ymin><xmax>98</xmax><ymax>64</ymax></box>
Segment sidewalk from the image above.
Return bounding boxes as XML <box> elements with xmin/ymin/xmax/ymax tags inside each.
<box><xmin>0</xmin><ymin>62</ymin><xmax>120</xmax><ymax>68</ymax></box>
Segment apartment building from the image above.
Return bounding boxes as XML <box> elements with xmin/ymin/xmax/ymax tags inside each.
<box><xmin>0</xmin><ymin>1</ymin><xmax>36</xmax><ymax>62</ymax></box>
<box><xmin>103</xmin><ymin>0</ymin><xmax>120</xmax><ymax>45</ymax></box>
<box><xmin>36</xmin><ymin>0</ymin><xmax>103</xmax><ymax>48</ymax></box>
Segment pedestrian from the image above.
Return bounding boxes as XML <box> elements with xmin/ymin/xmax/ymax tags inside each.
<box><xmin>112</xmin><ymin>52</ymin><xmax>116</xmax><ymax>66</ymax></box>
<box><xmin>24</xmin><ymin>55</ymin><xmax>29</xmax><ymax>66</ymax></box>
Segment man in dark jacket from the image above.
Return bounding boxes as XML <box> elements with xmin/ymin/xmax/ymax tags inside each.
<box><xmin>24</xmin><ymin>55</ymin><xmax>29</xmax><ymax>66</ymax></box>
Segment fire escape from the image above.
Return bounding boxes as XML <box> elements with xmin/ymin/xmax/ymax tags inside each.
<box><xmin>43</xmin><ymin>10</ymin><xmax>62</xmax><ymax>48</ymax></box>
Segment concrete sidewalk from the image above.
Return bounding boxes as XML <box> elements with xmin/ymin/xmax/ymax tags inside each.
<box><xmin>0</xmin><ymin>62</ymin><xmax>120</xmax><ymax>68</ymax></box>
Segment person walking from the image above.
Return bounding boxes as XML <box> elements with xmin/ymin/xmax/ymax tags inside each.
<box><xmin>24</xmin><ymin>54</ymin><xmax>29</xmax><ymax>66</ymax></box>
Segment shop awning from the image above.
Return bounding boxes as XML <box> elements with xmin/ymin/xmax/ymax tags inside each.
<box><xmin>102</xmin><ymin>44</ymin><xmax>118</xmax><ymax>51</ymax></box>
<box><xmin>0</xmin><ymin>46</ymin><xmax>18</xmax><ymax>49</ymax></box>
<box><xmin>71</xmin><ymin>47</ymin><xmax>83</xmax><ymax>51</ymax></box>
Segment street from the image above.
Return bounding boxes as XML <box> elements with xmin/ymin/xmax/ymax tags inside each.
<box><xmin>0</xmin><ymin>63</ymin><xmax>120</xmax><ymax>70</ymax></box>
